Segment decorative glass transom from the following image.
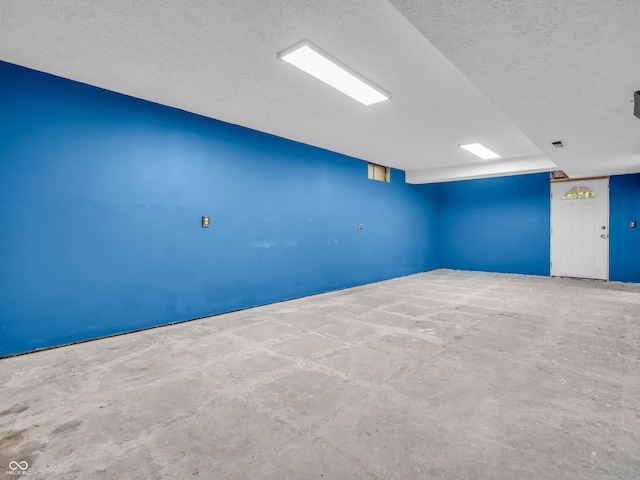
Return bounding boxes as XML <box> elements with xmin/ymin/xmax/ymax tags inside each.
<box><xmin>562</xmin><ymin>186</ymin><xmax>596</xmax><ymax>200</ymax></box>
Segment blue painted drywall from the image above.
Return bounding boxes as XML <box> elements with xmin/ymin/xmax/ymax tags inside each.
<box><xmin>0</xmin><ymin>61</ymin><xmax>438</xmax><ymax>356</ymax></box>
<box><xmin>3</xmin><ymin>60</ymin><xmax>637</xmax><ymax>357</ymax></box>
<box><xmin>434</xmin><ymin>173</ymin><xmax>551</xmax><ymax>276</ymax></box>
<box><xmin>431</xmin><ymin>172</ymin><xmax>640</xmax><ymax>282</ymax></box>
<box><xmin>610</xmin><ymin>174</ymin><xmax>640</xmax><ymax>283</ymax></box>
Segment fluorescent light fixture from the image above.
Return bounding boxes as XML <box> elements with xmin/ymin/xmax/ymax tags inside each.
<box><xmin>459</xmin><ymin>142</ymin><xmax>500</xmax><ymax>160</ymax></box>
<box><xmin>278</xmin><ymin>40</ymin><xmax>390</xmax><ymax>106</ymax></box>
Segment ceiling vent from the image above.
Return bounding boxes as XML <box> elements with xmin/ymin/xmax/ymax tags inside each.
<box><xmin>551</xmin><ymin>140</ymin><xmax>565</xmax><ymax>148</ymax></box>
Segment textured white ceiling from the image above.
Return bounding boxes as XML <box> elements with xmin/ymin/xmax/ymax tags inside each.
<box><xmin>1</xmin><ymin>1</ymin><xmax>637</xmax><ymax>183</ymax></box>
<box><xmin>390</xmin><ymin>0</ymin><xmax>640</xmax><ymax>180</ymax></box>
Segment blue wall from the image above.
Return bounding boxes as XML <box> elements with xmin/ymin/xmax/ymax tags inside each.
<box><xmin>2</xmin><ymin>60</ymin><xmax>637</xmax><ymax>357</ymax></box>
<box><xmin>0</xmin><ymin>61</ymin><xmax>438</xmax><ymax>356</ymax></box>
<box><xmin>433</xmin><ymin>173</ymin><xmax>551</xmax><ymax>276</ymax></box>
<box><xmin>431</xmin><ymin>172</ymin><xmax>639</xmax><ymax>281</ymax></box>
<box><xmin>610</xmin><ymin>174</ymin><xmax>640</xmax><ymax>283</ymax></box>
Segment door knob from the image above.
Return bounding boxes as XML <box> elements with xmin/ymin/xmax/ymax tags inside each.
<box><xmin>601</xmin><ymin>234</ymin><xmax>608</xmax><ymax>239</ymax></box>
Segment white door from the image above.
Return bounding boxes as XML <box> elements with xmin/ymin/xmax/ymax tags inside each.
<box><xmin>551</xmin><ymin>178</ymin><xmax>609</xmax><ymax>280</ymax></box>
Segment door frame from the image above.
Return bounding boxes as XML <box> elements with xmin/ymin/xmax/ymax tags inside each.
<box><xmin>550</xmin><ymin>177</ymin><xmax>610</xmax><ymax>280</ymax></box>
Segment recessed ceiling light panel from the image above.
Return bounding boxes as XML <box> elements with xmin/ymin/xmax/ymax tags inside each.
<box><xmin>459</xmin><ymin>142</ymin><xmax>500</xmax><ymax>160</ymax></box>
<box><xmin>278</xmin><ymin>40</ymin><xmax>390</xmax><ymax>106</ymax></box>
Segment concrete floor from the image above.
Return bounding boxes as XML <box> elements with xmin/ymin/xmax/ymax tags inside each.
<box><xmin>1</xmin><ymin>269</ymin><xmax>640</xmax><ymax>480</ymax></box>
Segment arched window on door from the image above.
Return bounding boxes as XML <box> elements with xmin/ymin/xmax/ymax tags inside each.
<box><xmin>562</xmin><ymin>186</ymin><xmax>596</xmax><ymax>200</ymax></box>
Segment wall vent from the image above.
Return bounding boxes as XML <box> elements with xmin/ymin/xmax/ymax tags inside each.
<box><xmin>551</xmin><ymin>140</ymin><xmax>565</xmax><ymax>148</ymax></box>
